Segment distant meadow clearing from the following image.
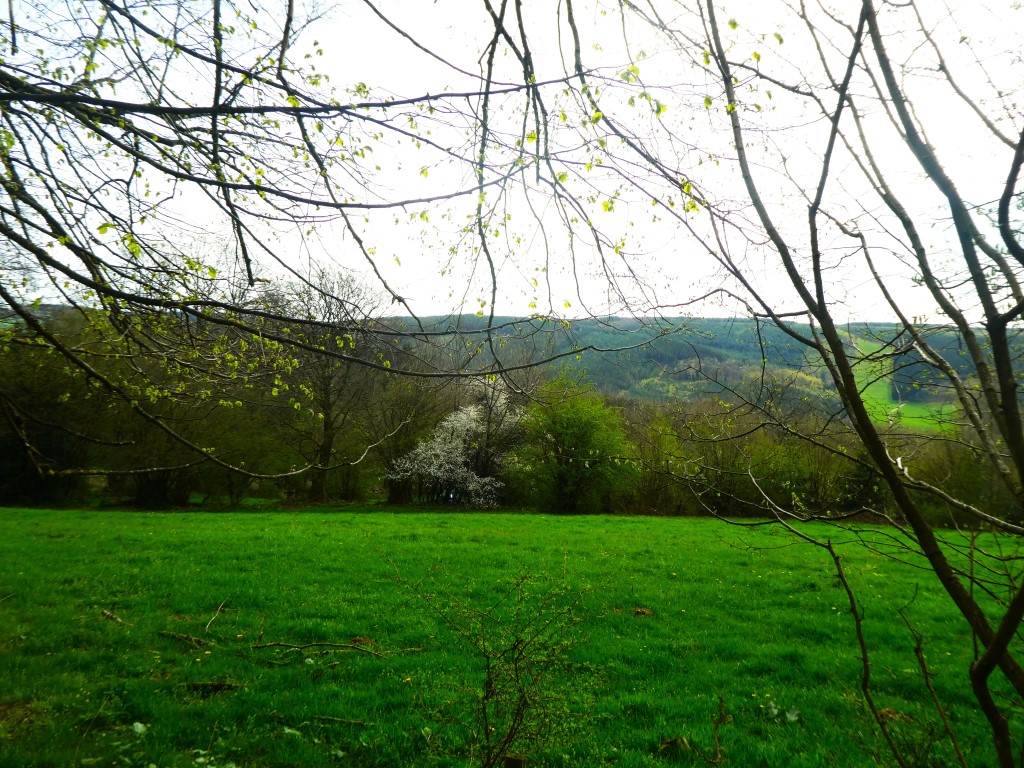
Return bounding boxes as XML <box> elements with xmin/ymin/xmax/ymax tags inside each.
<box><xmin>0</xmin><ymin>508</ymin><xmax>1000</xmax><ymax>767</ymax></box>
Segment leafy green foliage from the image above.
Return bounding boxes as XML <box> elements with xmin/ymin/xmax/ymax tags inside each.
<box><xmin>508</xmin><ymin>374</ymin><xmax>637</xmax><ymax>514</ymax></box>
<box><xmin>0</xmin><ymin>309</ymin><xmax>1003</xmax><ymax>519</ymax></box>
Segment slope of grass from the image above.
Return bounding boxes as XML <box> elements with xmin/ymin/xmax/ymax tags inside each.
<box><xmin>0</xmin><ymin>508</ymin><xmax>1001</xmax><ymax>767</ymax></box>
<box><xmin>851</xmin><ymin>338</ymin><xmax>957</xmax><ymax>431</ymax></box>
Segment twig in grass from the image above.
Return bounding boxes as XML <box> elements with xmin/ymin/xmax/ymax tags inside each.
<box><xmin>205</xmin><ymin>598</ymin><xmax>229</xmax><ymax>633</ymax></box>
<box><xmin>708</xmin><ymin>695</ymin><xmax>729</xmax><ymax>765</ymax></box>
<box><xmin>0</xmin><ymin>593</ymin><xmax>14</xmax><ymax>602</ymax></box>
<box><xmin>827</xmin><ymin>542</ymin><xmax>909</xmax><ymax>768</ymax></box>
<box><xmin>183</xmin><ymin>681</ymin><xmax>241</xmax><ymax>697</ymax></box>
<box><xmin>206</xmin><ymin>719</ymin><xmax>219</xmax><ymax>763</ymax></box>
<box><xmin>250</xmin><ymin>639</ymin><xmax>383</xmax><ymax>657</ymax></box>
<box><xmin>72</xmin><ymin>695</ymin><xmax>107</xmax><ymax>766</ymax></box>
<box><xmin>101</xmin><ymin>609</ymin><xmax>127</xmax><ymax>625</ymax></box>
<box><xmin>313</xmin><ymin>715</ymin><xmax>374</xmax><ymax>727</ymax></box>
<box><xmin>662</xmin><ymin>695</ymin><xmax>730</xmax><ymax>766</ymax></box>
<box><xmin>898</xmin><ymin>593</ymin><xmax>969</xmax><ymax>768</ymax></box>
<box><xmin>159</xmin><ymin>630</ymin><xmax>212</xmax><ymax>648</ymax></box>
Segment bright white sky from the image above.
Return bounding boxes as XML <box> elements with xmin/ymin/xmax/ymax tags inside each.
<box><xmin>44</xmin><ymin>0</ymin><xmax>1019</xmax><ymax>326</ymax></box>
<box><xmin>278</xmin><ymin>0</ymin><xmax>1020</xmax><ymax>326</ymax></box>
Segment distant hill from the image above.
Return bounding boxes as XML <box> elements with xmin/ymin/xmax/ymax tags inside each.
<box><xmin>554</xmin><ymin>316</ymin><xmax>825</xmax><ymax>403</ymax></box>
<box><xmin>3</xmin><ymin>303</ymin><xmax>979</xmax><ymax>421</ymax></box>
<box><xmin>393</xmin><ymin>314</ymin><xmax>878</xmax><ymax>410</ymax></box>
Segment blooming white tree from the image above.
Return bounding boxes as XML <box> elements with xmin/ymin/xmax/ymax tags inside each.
<box><xmin>388</xmin><ymin>405</ymin><xmax>511</xmax><ymax>508</ymax></box>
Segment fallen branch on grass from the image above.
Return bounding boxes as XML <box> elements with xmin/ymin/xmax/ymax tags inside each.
<box><xmin>159</xmin><ymin>631</ymin><xmax>212</xmax><ymax>648</ymax></box>
<box><xmin>101</xmin><ymin>609</ymin><xmax>127</xmax><ymax>625</ymax></box>
<box><xmin>660</xmin><ymin>695</ymin><xmax>730</xmax><ymax>766</ymax></box>
<box><xmin>183</xmin><ymin>681</ymin><xmax>241</xmax><ymax>696</ymax></box>
<box><xmin>313</xmin><ymin>715</ymin><xmax>374</xmax><ymax>727</ymax></box>
<box><xmin>251</xmin><ymin>639</ymin><xmax>383</xmax><ymax>657</ymax></box>
<box><xmin>205</xmin><ymin>598</ymin><xmax>229</xmax><ymax>632</ymax></box>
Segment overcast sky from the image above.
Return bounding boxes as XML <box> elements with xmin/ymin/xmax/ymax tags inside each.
<box><xmin>46</xmin><ymin>0</ymin><xmax>1020</xmax><ymax>326</ymax></box>
<box><xmin>283</xmin><ymin>1</ymin><xmax>1016</xmax><ymax>325</ymax></box>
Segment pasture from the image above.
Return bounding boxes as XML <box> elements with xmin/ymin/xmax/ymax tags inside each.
<box><xmin>851</xmin><ymin>338</ymin><xmax>958</xmax><ymax>431</ymax></box>
<box><xmin>0</xmin><ymin>508</ymin><xmax>996</xmax><ymax>766</ymax></box>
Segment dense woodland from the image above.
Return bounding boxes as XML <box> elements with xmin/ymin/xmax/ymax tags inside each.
<box><xmin>2</xmin><ymin>303</ymin><xmax>1003</xmax><ymax>527</ymax></box>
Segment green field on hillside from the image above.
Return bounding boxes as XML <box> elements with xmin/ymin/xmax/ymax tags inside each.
<box><xmin>851</xmin><ymin>338</ymin><xmax>958</xmax><ymax>431</ymax></box>
<box><xmin>0</xmin><ymin>508</ymin><xmax>999</xmax><ymax>767</ymax></box>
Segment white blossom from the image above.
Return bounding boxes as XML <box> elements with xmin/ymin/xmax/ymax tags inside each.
<box><xmin>389</xmin><ymin>405</ymin><xmax>512</xmax><ymax>507</ymax></box>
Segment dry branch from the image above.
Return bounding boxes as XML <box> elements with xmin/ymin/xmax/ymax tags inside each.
<box><xmin>250</xmin><ymin>639</ymin><xmax>383</xmax><ymax>657</ymax></box>
<box><xmin>205</xmin><ymin>599</ymin><xmax>228</xmax><ymax>632</ymax></box>
<box><xmin>183</xmin><ymin>681</ymin><xmax>241</xmax><ymax>696</ymax></box>
<box><xmin>313</xmin><ymin>715</ymin><xmax>373</xmax><ymax>727</ymax></box>
<box><xmin>159</xmin><ymin>631</ymin><xmax>212</xmax><ymax>648</ymax></box>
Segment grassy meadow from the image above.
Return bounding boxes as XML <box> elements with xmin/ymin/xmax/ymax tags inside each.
<box><xmin>851</xmin><ymin>338</ymin><xmax>958</xmax><ymax>431</ymax></box>
<box><xmin>0</xmin><ymin>508</ymin><xmax>1000</xmax><ymax>767</ymax></box>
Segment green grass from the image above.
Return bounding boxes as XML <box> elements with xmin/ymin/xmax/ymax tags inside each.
<box><xmin>0</xmin><ymin>508</ymin><xmax>1003</xmax><ymax>767</ymax></box>
<box><xmin>851</xmin><ymin>338</ymin><xmax>957</xmax><ymax>431</ymax></box>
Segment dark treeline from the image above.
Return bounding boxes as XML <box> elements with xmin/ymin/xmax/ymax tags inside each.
<box><xmin>1</xmin><ymin>307</ymin><xmax>999</xmax><ymax>526</ymax></box>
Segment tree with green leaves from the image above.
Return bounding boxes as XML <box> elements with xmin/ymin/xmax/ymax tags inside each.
<box><xmin>255</xmin><ymin>269</ymin><xmax>388</xmax><ymax>501</ymax></box>
<box><xmin>510</xmin><ymin>373</ymin><xmax>636</xmax><ymax>514</ymax></box>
